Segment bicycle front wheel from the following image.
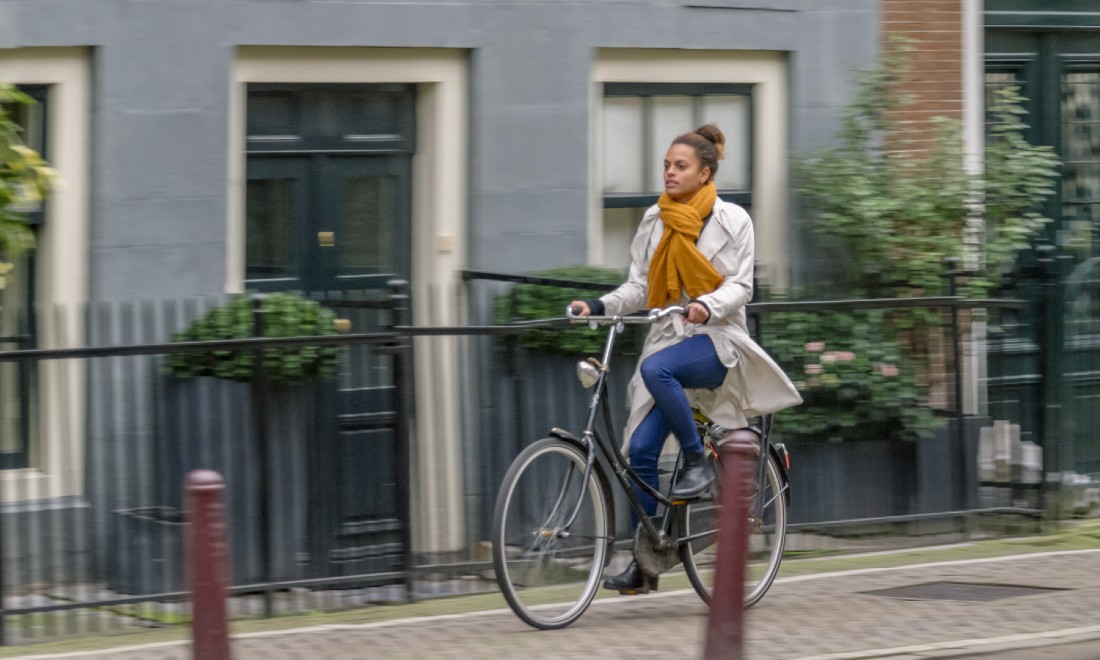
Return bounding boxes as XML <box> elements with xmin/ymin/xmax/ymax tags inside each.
<box><xmin>679</xmin><ymin>447</ymin><xmax>788</xmax><ymax>608</ymax></box>
<box><xmin>491</xmin><ymin>437</ymin><xmax>612</xmax><ymax>629</ymax></box>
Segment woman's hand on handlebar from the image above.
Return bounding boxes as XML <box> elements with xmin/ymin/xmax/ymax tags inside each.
<box><xmin>568</xmin><ymin>301</ymin><xmax>591</xmax><ymax>317</ymax></box>
<box><xmin>686</xmin><ymin>301</ymin><xmax>710</xmax><ymax>324</ymax></box>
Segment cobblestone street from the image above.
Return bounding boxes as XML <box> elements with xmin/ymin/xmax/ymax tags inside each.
<box><xmin>36</xmin><ymin>548</ymin><xmax>1100</xmax><ymax>660</ymax></box>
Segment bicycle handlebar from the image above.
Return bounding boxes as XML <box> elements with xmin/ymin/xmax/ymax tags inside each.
<box><xmin>565</xmin><ymin>305</ymin><xmax>688</xmax><ymax>325</ymax></box>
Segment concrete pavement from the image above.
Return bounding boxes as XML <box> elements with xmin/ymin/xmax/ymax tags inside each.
<box><xmin>14</xmin><ymin>545</ymin><xmax>1100</xmax><ymax>660</ymax></box>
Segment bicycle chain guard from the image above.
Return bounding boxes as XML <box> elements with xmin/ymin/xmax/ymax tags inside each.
<box><xmin>632</xmin><ymin>524</ymin><xmax>681</xmax><ymax>577</ymax></box>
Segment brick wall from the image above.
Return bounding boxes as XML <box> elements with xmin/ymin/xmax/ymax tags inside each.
<box><xmin>882</xmin><ymin>0</ymin><xmax>964</xmax><ymax>151</ymax></box>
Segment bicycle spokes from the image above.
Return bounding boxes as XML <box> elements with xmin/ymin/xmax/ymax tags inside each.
<box><xmin>492</xmin><ymin>439</ymin><xmax>611</xmax><ymax>629</ymax></box>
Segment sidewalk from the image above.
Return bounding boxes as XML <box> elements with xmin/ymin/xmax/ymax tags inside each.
<box><xmin>10</xmin><ymin>539</ymin><xmax>1100</xmax><ymax>659</ymax></box>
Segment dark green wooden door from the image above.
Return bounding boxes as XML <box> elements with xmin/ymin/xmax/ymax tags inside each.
<box><xmin>987</xmin><ymin>8</ymin><xmax>1100</xmax><ymax>477</ymax></box>
<box><xmin>245</xmin><ymin>84</ymin><xmax>415</xmax><ymax>579</ymax></box>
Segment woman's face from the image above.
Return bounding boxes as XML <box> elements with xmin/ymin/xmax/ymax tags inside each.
<box><xmin>663</xmin><ymin>144</ymin><xmax>711</xmax><ymax>203</ymax></box>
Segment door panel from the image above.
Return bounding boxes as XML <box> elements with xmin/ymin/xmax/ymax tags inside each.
<box><xmin>246</xmin><ymin>157</ymin><xmax>310</xmax><ymax>290</ymax></box>
<box><xmin>317</xmin><ymin>156</ymin><xmax>411</xmax><ymax>291</ymax></box>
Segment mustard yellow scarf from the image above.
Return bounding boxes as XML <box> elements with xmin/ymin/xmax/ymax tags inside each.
<box><xmin>646</xmin><ymin>182</ymin><xmax>723</xmax><ymax>309</ymax></box>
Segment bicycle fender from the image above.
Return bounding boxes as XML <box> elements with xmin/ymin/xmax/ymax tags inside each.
<box><xmin>769</xmin><ymin>444</ymin><xmax>792</xmax><ymax>507</ymax></box>
<box><xmin>548</xmin><ymin>427</ymin><xmax>580</xmax><ymax>443</ymax></box>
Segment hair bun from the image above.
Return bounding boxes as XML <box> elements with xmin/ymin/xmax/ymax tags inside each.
<box><xmin>695</xmin><ymin>124</ymin><xmax>726</xmax><ymax>160</ymax></box>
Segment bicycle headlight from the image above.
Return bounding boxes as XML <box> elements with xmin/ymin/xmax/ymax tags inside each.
<box><xmin>576</xmin><ymin>360</ymin><xmax>600</xmax><ymax>389</ymax></box>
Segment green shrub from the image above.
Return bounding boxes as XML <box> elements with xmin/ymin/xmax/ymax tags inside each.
<box><xmin>761</xmin><ymin>307</ymin><xmax>942</xmax><ymax>443</ymax></box>
<box><xmin>166</xmin><ymin>292</ymin><xmax>339</xmax><ymax>384</ymax></box>
<box><xmin>797</xmin><ymin>37</ymin><xmax>1059</xmax><ymax>298</ymax></box>
<box><xmin>493</xmin><ymin>265</ymin><xmax>639</xmax><ymax>355</ymax></box>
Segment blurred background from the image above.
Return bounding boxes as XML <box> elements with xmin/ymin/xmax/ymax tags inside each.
<box><xmin>0</xmin><ymin>0</ymin><xmax>1097</xmax><ymax>647</ymax></box>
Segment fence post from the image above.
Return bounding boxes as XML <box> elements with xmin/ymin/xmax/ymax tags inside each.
<box><xmin>387</xmin><ymin>280</ymin><xmax>416</xmax><ymax>602</ymax></box>
<box><xmin>1035</xmin><ymin>245</ymin><xmax>1065</xmax><ymax>519</ymax></box>
<box><xmin>250</xmin><ymin>294</ymin><xmax>274</xmax><ymax>618</ymax></box>
<box><xmin>944</xmin><ymin>258</ymin><xmax>968</xmax><ymax>512</ymax></box>
<box><xmin>186</xmin><ymin>469</ymin><xmax>232</xmax><ymax>660</ymax></box>
<box><xmin>703</xmin><ymin>433</ymin><xmax>757</xmax><ymax>660</ymax></box>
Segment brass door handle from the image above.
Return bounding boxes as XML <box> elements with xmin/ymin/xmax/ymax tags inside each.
<box><xmin>318</xmin><ymin>231</ymin><xmax>335</xmax><ymax>247</ymax></box>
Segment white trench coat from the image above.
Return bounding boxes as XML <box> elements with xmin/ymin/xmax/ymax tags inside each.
<box><xmin>599</xmin><ymin>199</ymin><xmax>803</xmax><ymax>448</ymax></box>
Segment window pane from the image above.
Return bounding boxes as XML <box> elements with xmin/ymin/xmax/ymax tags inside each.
<box><xmin>1062</xmin><ymin>72</ymin><xmax>1100</xmax><ymax>259</ymax></box>
<box><xmin>246</xmin><ymin>178</ymin><xmax>297</xmax><ymax>279</ymax></box>
<box><xmin>0</xmin><ymin>254</ymin><xmax>31</xmax><ymax>459</ymax></box>
<box><xmin>603</xmin><ymin>97</ymin><xmax>645</xmax><ymax>193</ymax></box>
<box><xmin>339</xmin><ymin>175</ymin><xmax>396</xmax><ymax>276</ymax></box>
<box><xmin>700</xmin><ymin>96</ymin><xmax>751</xmax><ymax>191</ymax></box>
<box><xmin>986</xmin><ymin>71</ymin><xmax>1023</xmax><ymax>137</ymax></box>
<box><xmin>3</xmin><ymin>89</ymin><xmax>47</xmax><ymax>218</ymax></box>
<box><xmin>649</xmin><ymin>97</ymin><xmax>694</xmax><ymax>192</ymax></box>
<box><xmin>247</xmin><ymin>91</ymin><xmax>301</xmax><ymax>138</ymax></box>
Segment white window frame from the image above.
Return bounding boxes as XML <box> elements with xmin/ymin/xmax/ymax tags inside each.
<box><xmin>591</xmin><ymin>49</ymin><xmax>790</xmax><ymax>286</ymax></box>
<box><xmin>0</xmin><ymin>47</ymin><xmax>91</xmax><ymax>501</ymax></box>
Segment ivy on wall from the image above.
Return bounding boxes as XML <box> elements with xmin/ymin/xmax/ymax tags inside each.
<box><xmin>798</xmin><ymin>37</ymin><xmax>1060</xmax><ymax>298</ymax></box>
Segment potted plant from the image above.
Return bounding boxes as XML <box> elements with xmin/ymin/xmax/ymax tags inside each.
<box><xmin>165</xmin><ymin>291</ymin><xmax>340</xmax><ymax>384</ymax></box>
<box><xmin>143</xmin><ymin>292</ymin><xmax>342</xmax><ymax>585</ymax></box>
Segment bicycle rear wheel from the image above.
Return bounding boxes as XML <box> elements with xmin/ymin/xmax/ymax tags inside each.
<box><xmin>491</xmin><ymin>437</ymin><xmax>612</xmax><ymax>629</ymax></box>
<box><xmin>679</xmin><ymin>447</ymin><xmax>787</xmax><ymax>607</ymax></box>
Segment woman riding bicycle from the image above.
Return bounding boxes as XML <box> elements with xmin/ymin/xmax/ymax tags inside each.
<box><xmin>570</xmin><ymin>123</ymin><xmax>802</xmax><ymax>594</ymax></box>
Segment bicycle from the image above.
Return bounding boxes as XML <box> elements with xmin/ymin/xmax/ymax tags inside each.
<box><xmin>491</xmin><ymin>306</ymin><xmax>791</xmax><ymax>630</ymax></box>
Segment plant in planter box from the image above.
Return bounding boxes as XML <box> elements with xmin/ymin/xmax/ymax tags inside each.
<box><xmin>493</xmin><ymin>265</ymin><xmax>639</xmax><ymax>355</ymax></box>
<box><xmin>761</xmin><ymin>307</ymin><xmax>940</xmax><ymax>444</ymax></box>
<box><xmin>165</xmin><ymin>292</ymin><xmax>339</xmax><ymax>384</ymax></box>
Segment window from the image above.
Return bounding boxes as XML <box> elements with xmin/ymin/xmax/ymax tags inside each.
<box><xmin>0</xmin><ymin>84</ymin><xmax>47</xmax><ymax>469</ymax></box>
<box><xmin>600</xmin><ymin>83</ymin><xmax>753</xmax><ymax>267</ymax></box>
<box><xmin>1062</xmin><ymin>68</ymin><xmax>1100</xmax><ymax>259</ymax></box>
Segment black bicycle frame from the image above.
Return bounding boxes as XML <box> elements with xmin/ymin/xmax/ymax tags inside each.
<box><xmin>560</xmin><ymin>314</ymin><xmax>783</xmax><ymax>556</ymax></box>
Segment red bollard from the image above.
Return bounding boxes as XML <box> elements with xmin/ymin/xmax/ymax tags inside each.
<box><xmin>185</xmin><ymin>470</ymin><xmax>232</xmax><ymax>660</ymax></box>
<box><xmin>703</xmin><ymin>431</ymin><xmax>758</xmax><ymax>660</ymax></box>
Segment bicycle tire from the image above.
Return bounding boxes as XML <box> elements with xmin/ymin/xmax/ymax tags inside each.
<box><xmin>679</xmin><ymin>447</ymin><xmax>788</xmax><ymax>608</ymax></box>
<box><xmin>491</xmin><ymin>437</ymin><xmax>612</xmax><ymax>629</ymax></box>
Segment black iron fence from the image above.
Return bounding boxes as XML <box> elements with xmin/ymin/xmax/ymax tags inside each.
<box><xmin>0</xmin><ymin>275</ymin><xmax>1047</xmax><ymax>646</ymax></box>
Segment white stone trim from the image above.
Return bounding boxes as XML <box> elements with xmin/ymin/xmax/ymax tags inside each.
<box><xmin>230</xmin><ymin>47</ymin><xmax>469</xmax><ymax>553</ymax></box>
<box><xmin>0</xmin><ymin>47</ymin><xmax>90</xmax><ymax>502</ymax></box>
<box><xmin>591</xmin><ymin>49</ymin><xmax>790</xmax><ymax>286</ymax></box>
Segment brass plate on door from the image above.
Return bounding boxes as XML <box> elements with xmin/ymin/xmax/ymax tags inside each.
<box><xmin>318</xmin><ymin>231</ymin><xmax>335</xmax><ymax>247</ymax></box>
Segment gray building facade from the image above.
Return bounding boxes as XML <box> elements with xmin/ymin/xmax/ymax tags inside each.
<box><xmin>0</xmin><ymin>0</ymin><xmax>880</xmax><ymax>556</ymax></box>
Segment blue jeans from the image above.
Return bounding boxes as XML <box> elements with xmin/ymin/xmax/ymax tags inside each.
<box><xmin>630</xmin><ymin>335</ymin><xmax>728</xmax><ymax>521</ymax></box>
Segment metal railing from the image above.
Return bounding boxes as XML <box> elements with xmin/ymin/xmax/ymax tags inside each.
<box><xmin>0</xmin><ymin>273</ymin><xmax>1041</xmax><ymax>646</ymax></box>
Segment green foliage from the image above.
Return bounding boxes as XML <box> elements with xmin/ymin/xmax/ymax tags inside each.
<box><xmin>797</xmin><ymin>37</ymin><xmax>1060</xmax><ymax>298</ymax></box>
<box><xmin>761</xmin><ymin>306</ymin><xmax>941</xmax><ymax>443</ymax></box>
<box><xmin>0</xmin><ymin>84</ymin><xmax>54</xmax><ymax>289</ymax></box>
<box><xmin>981</xmin><ymin>85</ymin><xmax>1063</xmax><ymax>294</ymax></box>
<box><xmin>493</xmin><ymin>265</ymin><xmax>636</xmax><ymax>355</ymax></box>
<box><xmin>166</xmin><ymin>292</ymin><xmax>339</xmax><ymax>384</ymax></box>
